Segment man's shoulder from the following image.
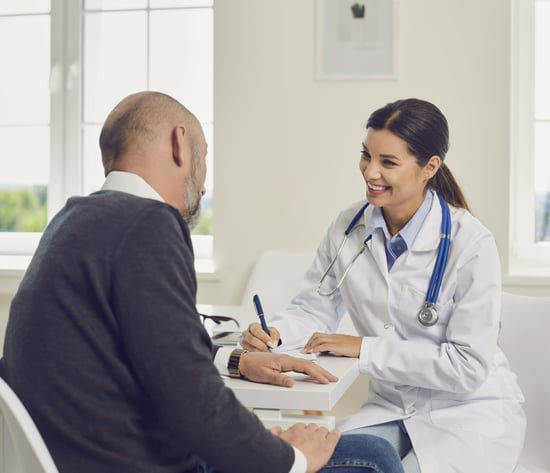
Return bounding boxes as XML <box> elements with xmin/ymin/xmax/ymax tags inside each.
<box><xmin>76</xmin><ymin>190</ymin><xmax>164</xmax><ymax>210</ymax></box>
<box><xmin>65</xmin><ymin>191</ymin><xmax>181</xmax><ymax>226</ymax></box>
<box><xmin>43</xmin><ymin>191</ymin><xmax>189</xmax><ymax>252</ymax></box>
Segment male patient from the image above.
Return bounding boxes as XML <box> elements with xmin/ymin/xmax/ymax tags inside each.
<box><xmin>0</xmin><ymin>91</ymin><xmax>403</xmax><ymax>473</ymax></box>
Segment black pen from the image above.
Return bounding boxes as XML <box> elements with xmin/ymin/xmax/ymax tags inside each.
<box><xmin>253</xmin><ymin>294</ymin><xmax>273</xmax><ymax>351</ymax></box>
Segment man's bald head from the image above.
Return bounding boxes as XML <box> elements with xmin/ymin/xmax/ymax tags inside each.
<box><xmin>98</xmin><ymin>91</ymin><xmax>207</xmax><ymax>229</ymax></box>
<box><xmin>99</xmin><ymin>91</ymin><xmax>199</xmax><ymax>173</ymax></box>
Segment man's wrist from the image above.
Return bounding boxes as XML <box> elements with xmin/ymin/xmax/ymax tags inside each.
<box><xmin>227</xmin><ymin>348</ymin><xmax>248</xmax><ymax>378</ymax></box>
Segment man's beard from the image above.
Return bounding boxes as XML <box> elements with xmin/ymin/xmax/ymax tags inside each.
<box><xmin>181</xmin><ymin>174</ymin><xmax>202</xmax><ymax>230</ymax></box>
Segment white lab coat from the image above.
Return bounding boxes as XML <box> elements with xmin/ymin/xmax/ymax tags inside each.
<box><xmin>270</xmin><ymin>193</ymin><xmax>526</xmax><ymax>473</ymax></box>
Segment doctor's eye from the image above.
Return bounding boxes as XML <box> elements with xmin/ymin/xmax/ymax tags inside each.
<box><xmin>361</xmin><ymin>150</ymin><xmax>371</xmax><ymax>160</ymax></box>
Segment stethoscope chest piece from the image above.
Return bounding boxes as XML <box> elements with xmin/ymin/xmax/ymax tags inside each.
<box><xmin>418</xmin><ymin>302</ymin><xmax>438</xmax><ymax>326</ymax></box>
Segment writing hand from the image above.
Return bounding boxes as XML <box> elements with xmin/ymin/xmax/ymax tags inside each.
<box><xmin>238</xmin><ymin>352</ymin><xmax>338</xmax><ymax>387</ymax></box>
<box><xmin>302</xmin><ymin>333</ymin><xmax>362</xmax><ymax>358</ymax></box>
<box><xmin>241</xmin><ymin>322</ymin><xmax>280</xmax><ymax>352</ymax></box>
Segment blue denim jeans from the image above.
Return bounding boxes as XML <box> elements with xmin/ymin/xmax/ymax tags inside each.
<box><xmin>198</xmin><ymin>432</ymin><xmax>405</xmax><ymax>473</ymax></box>
<box><xmin>319</xmin><ymin>433</ymin><xmax>405</xmax><ymax>472</ymax></box>
<box><xmin>344</xmin><ymin>422</ymin><xmax>420</xmax><ymax>473</ymax></box>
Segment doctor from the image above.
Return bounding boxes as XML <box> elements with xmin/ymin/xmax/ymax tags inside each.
<box><xmin>242</xmin><ymin>99</ymin><xmax>526</xmax><ymax>473</ymax></box>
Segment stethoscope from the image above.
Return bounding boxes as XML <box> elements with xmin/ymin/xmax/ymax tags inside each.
<box><xmin>317</xmin><ymin>193</ymin><xmax>452</xmax><ymax>327</ymax></box>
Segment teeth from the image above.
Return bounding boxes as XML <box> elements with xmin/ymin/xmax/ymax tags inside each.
<box><xmin>368</xmin><ymin>182</ymin><xmax>386</xmax><ymax>191</ymax></box>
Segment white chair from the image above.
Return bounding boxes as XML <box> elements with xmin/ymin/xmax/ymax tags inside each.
<box><xmin>241</xmin><ymin>250</ymin><xmax>316</xmax><ymax>311</ymax></box>
<box><xmin>241</xmin><ymin>250</ymin><xmax>357</xmax><ymax>334</ymax></box>
<box><xmin>499</xmin><ymin>292</ymin><xmax>550</xmax><ymax>473</ymax></box>
<box><xmin>0</xmin><ymin>377</ymin><xmax>59</xmax><ymax>473</ymax></box>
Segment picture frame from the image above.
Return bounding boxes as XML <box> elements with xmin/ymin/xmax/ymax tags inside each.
<box><xmin>316</xmin><ymin>0</ymin><xmax>396</xmax><ymax>80</ymax></box>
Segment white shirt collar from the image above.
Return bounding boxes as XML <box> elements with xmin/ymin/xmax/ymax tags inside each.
<box><xmin>101</xmin><ymin>171</ymin><xmax>165</xmax><ymax>202</ymax></box>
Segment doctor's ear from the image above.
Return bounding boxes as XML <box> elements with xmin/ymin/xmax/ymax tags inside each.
<box><xmin>423</xmin><ymin>155</ymin><xmax>442</xmax><ymax>180</ymax></box>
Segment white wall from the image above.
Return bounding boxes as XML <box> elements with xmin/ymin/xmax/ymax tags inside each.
<box><xmin>0</xmin><ymin>0</ymin><xmax>547</xmax><ymax>350</ymax></box>
<box><xmin>198</xmin><ymin>0</ymin><xmax>547</xmax><ymax>305</ymax></box>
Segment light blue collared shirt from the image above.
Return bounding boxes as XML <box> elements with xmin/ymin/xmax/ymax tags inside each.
<box><xmin>368</xmin><ymin>190</ymin><xmax>434</xmax><ymax>270</ymax></box>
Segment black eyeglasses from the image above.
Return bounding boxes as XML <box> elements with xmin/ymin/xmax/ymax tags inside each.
<box><xmin>199</xmin><ymin>313</ymin><xmax>241</xmax><ymax>329</ymax></box>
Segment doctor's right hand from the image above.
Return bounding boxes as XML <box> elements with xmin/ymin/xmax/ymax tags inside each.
<box><xmin>241</xmin><ymin>322</ymin><xmax>280</xmax><ymax>352</ymax></box>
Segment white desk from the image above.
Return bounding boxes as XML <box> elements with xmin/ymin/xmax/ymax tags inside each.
<box><xmin>197</xmin><ymin>304</ymin><xmax>360</xmax><ymax>429</ymax></box>
<box><xmin>224</xmin><ymin>355</ymin><xmax>359</xmax><ymax>429</ymax></box>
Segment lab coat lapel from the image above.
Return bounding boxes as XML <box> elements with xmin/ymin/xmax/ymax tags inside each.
<box><xmin>369</xmin><ymin>230</ymin><xmax>389</xmax><ymax>280</ymax></box>
<box><xmin>361</xmin><ymin>206</ymin><xmax>389</xmax><ymax>281</ymax></box>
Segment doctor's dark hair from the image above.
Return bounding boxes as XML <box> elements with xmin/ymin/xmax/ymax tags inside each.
<box><xmin>366</xmin><ymin>98</ymin><xmax>469</xmax><ymax>210</ymax></box>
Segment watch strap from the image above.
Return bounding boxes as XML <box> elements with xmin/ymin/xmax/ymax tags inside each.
<box><xmin>228</xmin><ymin>348</ymin><xmax>246</xmax><ymax>378</ymax></box>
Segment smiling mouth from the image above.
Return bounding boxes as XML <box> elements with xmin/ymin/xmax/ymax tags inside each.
<box><xmin>367</xmin><ymin>182</ymin><xmax>388</xmax><ymax>192</ymax></box>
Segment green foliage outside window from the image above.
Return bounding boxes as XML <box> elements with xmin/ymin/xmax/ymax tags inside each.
<box><xmin>0</xmin><ymin>186</ymin><xmax>212</xmax><ymax>235</ymax></box>
<box><xmin>192</xmin><ymin>206</ymin><xmax>212</xmax><ymax>235</ymax></box>
<box><xmin>0</xmin><ymin>187</ymin><xmax>47</xmax><ymax>232</ymax></box>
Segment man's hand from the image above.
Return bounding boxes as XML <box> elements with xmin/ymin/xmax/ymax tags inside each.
<box><xmin>302</xmin><ymin>333</ymin><xmax>362</xmax><ymax>358</ymax></box>
<box><xmin>241</xmin><ymin>322</ymin><xmax>281</xmax><ymax>352</ymax></box>
<box><xmin>271</xmin><ymin>424</ymin><xmax>341</xmax><ymax>473</ymax></box>
<box><xmin>238</xmin><ymin>352</ymin><xmax>338</xmax><ymax>387</ymax></box>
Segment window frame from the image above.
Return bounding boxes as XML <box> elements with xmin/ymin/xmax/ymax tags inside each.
<box><xmin>0</xmin><ymin>0</ymin><xmax>214</xmax><ymax>276</ymax></box>
<box><xmin>509</xmin><ymin>0</ymin><xmax>550</xmax><ymax>280</ymax></box>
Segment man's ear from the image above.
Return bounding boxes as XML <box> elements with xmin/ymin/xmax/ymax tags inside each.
<box><xmin>424</xmin><ymin>155</ymin><xmax>442</xmax><ymax>180</ymax></box>
<box><xmin>172</xmin><ymin>124</ymin><xmax>187</xmax><ymax>167</ymax></box>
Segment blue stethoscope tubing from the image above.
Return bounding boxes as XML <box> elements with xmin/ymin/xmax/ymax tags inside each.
<box><xmin>316</xmin><ymin>193</ymin><xmax>452</xmax><ymax>327</ymax></box>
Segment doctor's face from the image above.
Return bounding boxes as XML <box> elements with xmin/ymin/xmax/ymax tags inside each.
<box><xmin>360</xmin><ymin>128</ymin><xmax>437</xmax><ymax>222</ymax></box>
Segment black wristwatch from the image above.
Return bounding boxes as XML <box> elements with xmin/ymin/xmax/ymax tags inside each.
<box><xmin>227</xmin><ymin>348</ymin><xmax>247</xmax><ymax>378</ymax></box>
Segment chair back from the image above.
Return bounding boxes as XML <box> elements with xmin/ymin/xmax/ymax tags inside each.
<box><xmin>241</xmin><ymin>250</ymin><xmax>315</xmax><ymax>311</ymax></box>
<box><xmin>0</xmin><ymin>377</ymin><xmax>59</xmax><ymax>473</ymax></box>
<box><xmin>499</xmin><ymin>292</ymin><xmax>550</xmax><ymax>473</ymax></box>
<box><xmin>241</xmin><ymin>250</ymin><xmax>357</xmax><ymax>335</ymax></box>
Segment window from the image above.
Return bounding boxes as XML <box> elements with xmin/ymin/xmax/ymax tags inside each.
<box><xmin>510</xmin><ymin>0</ymin><xmax>550</xmax><ymax>276</ymax></box>
<box><xmin>533</xmin><ymin>1</ymin><xmax>550</xmax><ymax>243</ymax></box>
<box><xmin>0</xmin><ymin>1</ymin><xmax>50</xmax><ymax>239</ymax></box>
<box><xmin>0</xmin><ymin>0</ymin><xmax>213</xmax><ymax>271</ymax></box>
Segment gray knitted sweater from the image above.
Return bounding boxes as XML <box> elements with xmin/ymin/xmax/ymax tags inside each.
<box><xmin>1</xmin><ymin>191</ymin><xmax>293</xmax><ymax>473</ymax></box>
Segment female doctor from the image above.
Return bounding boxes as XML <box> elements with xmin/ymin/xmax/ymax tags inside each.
<box><xmin>241</xmin><ymin>99</ymin><xmax>526</xmax><ymax>473</ymax></box>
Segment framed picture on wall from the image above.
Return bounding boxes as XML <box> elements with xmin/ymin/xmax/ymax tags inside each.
<box><xmin>317</xmin><ymin>0</ymin><xmax>395</xmax><ymax>80</ymax></box>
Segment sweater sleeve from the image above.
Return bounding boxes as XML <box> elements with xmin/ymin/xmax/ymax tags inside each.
<box><xmin>110</xmin><ymin>204</ymin><xmax>294</xmax><ymax>473</ymax></box>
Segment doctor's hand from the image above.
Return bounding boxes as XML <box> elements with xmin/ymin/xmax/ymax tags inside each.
<box><xmin>302</xmin><ymin>333</ymin><xmax>362</xmax><ymax>358</ymax></box>
<box><xmin>270</xmin><ymin>423</ymin><xmax>341</xmax><ymax>473</ymax></box>
<box><xmin>241</xmin><ymin>322</ymin><xmax>281</xmax><ymax>352</ymax></box>
<box><xmin>238</xmin><ymin>351</ymin><xmax>338</xmax><ymax>387</ymax></box>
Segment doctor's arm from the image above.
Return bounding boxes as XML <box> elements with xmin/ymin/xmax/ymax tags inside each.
<box><xmin>244</xmin><ymin>206</ymin><xmax>365</xmax><ymax>353</ymax></box>
<box><xmin>301</xmin><ymin>333</ymin><xmax>363</xmax><ymax>358</ymax></box>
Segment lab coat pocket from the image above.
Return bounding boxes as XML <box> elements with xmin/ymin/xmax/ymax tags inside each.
<box><xmin>398</xmin><ymin>285</ymin><xmax>453</xmax><ymax>342</ymax></box>
<box><xmin>430</xmin><ymin>399</ymin><xmax>506</xmax><ymax>438</ymax></box>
